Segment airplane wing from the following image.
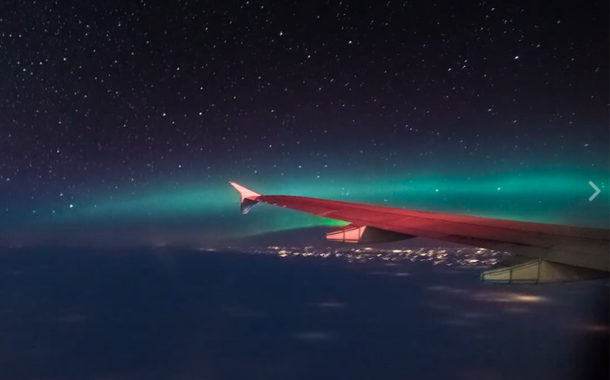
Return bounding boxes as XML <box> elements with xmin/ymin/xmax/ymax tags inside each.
<box><xmin>229</xmin><ymin>181</ymin><xmax>609</xmax><ymax>282</ymax></box>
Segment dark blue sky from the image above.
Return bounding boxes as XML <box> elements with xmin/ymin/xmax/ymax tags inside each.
<box><xmin>0</xmin><ymin>1</ymin><xmax>608</xmax><ymax>245</ymax></box>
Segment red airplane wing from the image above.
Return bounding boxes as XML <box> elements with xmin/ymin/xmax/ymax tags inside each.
<box><xmin>229</xmin><ymin>182</ymin><xmax>609</xmax><ymax>274</ymax></box>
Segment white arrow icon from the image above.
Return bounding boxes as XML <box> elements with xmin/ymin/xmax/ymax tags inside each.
<box><xmin>588</xmin><ymin>181</ymin><xmax>600</xmax><ymax>202</ymax></box>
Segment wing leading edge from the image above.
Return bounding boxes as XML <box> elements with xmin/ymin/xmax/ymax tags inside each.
<box><xmin>228</xmin><ymin>182</ymin><xmax>609</xmax><ymax>274</ymax></box>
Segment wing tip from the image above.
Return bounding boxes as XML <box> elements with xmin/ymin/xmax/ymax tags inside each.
<box><xmin>228</xmin><ymin>181</ymin><xmax>261</xmax><ymax>214</ymax></box>
<box><xmin>228</xmin><ymin>181</ymin><xmax>261</xmax><ymax>198</ymax></box>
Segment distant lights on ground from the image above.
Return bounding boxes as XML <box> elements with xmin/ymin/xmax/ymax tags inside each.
<box><xmin>473</xmin><ymin>292</ymin><xmax>546</xmax><ymax>304</ymax></box>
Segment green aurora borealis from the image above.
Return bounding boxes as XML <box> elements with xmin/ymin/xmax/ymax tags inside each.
<box><xmin>4</xmin><ymin>168</ymin><xmax>607</xmax><ymax>247</ymax></box>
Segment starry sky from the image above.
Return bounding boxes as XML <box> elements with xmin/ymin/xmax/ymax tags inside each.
<box><xmin>0</xmin><ymin>1</ymin><xmax>608</xmax><ymax>246</ymax></box>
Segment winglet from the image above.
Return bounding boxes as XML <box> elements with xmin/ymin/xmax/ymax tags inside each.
<box><xmin>229</xmin><ymin>181</ymin><xmax>261</xmax><ymax>214</ymax></box>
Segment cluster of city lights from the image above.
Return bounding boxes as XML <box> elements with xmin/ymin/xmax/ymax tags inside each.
<box><xmin>245</xmin><ymin>245</ymin><xmax>510</xmax><ymax>266</ymax></box>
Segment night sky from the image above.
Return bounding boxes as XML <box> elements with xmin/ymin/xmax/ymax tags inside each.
<box><xmin>1</xmin><ymin>1</ymin><xmax>608</xmax><ymax>246</ymax></box>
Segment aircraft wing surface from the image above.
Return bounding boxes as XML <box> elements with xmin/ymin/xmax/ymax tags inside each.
<box><xmin>229</xmin><ymin>182</ymin><xmax>609</xmax><ymax>275</ymax></box>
